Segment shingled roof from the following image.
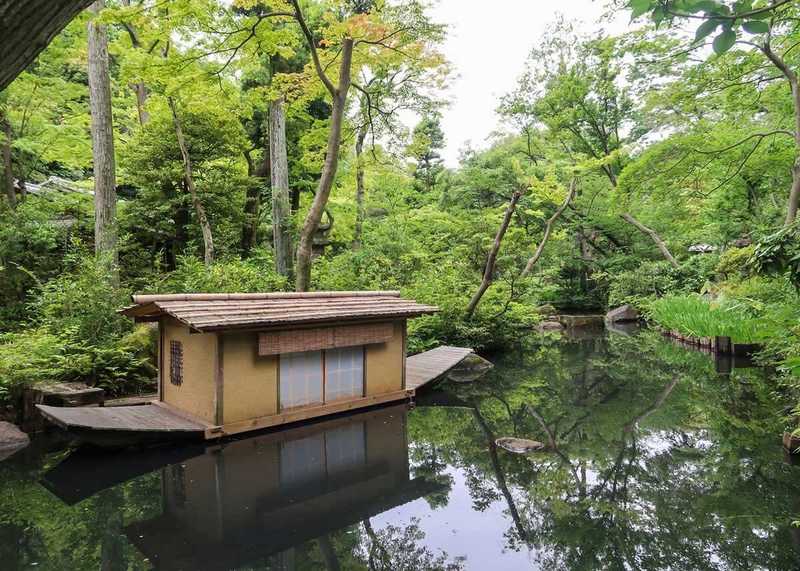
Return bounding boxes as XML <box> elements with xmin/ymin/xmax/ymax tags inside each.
<box><xmin>120</xmin><ymin>291</ymin><xmax>438</xmax><ymax>332</ymax></box>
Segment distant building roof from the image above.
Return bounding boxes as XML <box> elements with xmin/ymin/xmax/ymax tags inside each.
<box><xmin>120</xmin><ymin>291</ymin><xmax>439</xmax><ymax>332</ymax></box>
<box><xmin>688</xmin><ymin>243</ymin><xmax>717</xmax><ymax>253</ymax></box>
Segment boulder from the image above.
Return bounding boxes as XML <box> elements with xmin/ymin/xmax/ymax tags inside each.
<box><xmin>537</xmin><ymin>321</ymin><xmax>564</xmax><ymax>332</ymax></box>
<box><xmin>0</xmin><ymin>421</ymin><xmax>29</xmax><ymax>462</ymax></box>
<box><xmin>446</xmin><ymin>354</ymin><xmax>494</xmax><ymax>384</ymax></box>
<box><xmin>496</xmin><ymin>437</ymin><xmax>546</xmax><ymax>454</ymax></box>
<box><xmin>605</xmin><ymin>304</ymin><xmax>639</xmax><ymax>323</ymax></box>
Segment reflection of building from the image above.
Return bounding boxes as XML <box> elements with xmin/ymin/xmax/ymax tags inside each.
<box><xmin>121</xmin><ymin>404</ymin><xmax>440</xmax><ymax>570</ymax></box>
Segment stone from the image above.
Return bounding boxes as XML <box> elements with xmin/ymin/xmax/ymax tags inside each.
<box><xmin>496</xmin><ymin>437</ymin><xmax>546</xmax><ymax>454</ymax></box>
<box><xmin>605</xmin><ymin>304</ymin><xmax>639</xmax><ymax>323</ymax></box>
<box><xmin>0</xmin><ymin>421</ymin><xmax>29</xmax><ymax>462</ymax></box>
<box><xmin>535</xmin><ymin>304</ymin><xmax>558</xmax><ymax>316</ymax></box>
<box><xmin>446</xmin><ymin>354</ymin><xmax>494</xmax><ymax>384</ymax></box>
<box><xmin>538</xmin><ymin>321</ymin><xmax>564</xmax><ymax>332</ymax></box>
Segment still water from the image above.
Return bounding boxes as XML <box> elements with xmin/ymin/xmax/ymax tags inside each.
<box><xmin>2</xmin><ymin>329</ymin><xmax>800</xmax><ymax>570</ymax></box>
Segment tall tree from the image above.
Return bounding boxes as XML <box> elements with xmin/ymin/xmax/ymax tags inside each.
<box><xmin>409</xmin><ymin>115</ymin><xmax>445</xmax><ymax>195</ymax></box>
<box><xmin>168</xmin><ymin>97</ymin><xmax>215</xmax><ymax>266</ymax></box>
<box><xmin>466</xmin><ymin>187</ymin><xmax>523</xmax><ymax>318</ymax></box>
<box><xmin>87</xmin><ymin>0</ymin><xmax>118</xmax><ymax>278</ymax></box>
<box><xmin>291</xmin><ymin>0</ymin><xmax>354</xmax><ymax>291</ymax></box>
<box><xmin>503</xmin><ymin>25</ymin><xmax>679</xmax><ymax>267</ymax></box>
<box><xmin>270</xmin><ymin>95</ymin><xmax>293</xmax><ymax>277</ymax></box>
<box><xmin>1</xmin><ymin>109</ymin><xmax>15</xmax><ymax>208</ymax></box>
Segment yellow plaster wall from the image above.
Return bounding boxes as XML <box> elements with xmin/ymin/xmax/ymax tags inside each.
<box><xmin>161</xmin><ymin>317</ymin><xmax>217</xmax><ymax>423</ymax></box>
<box><xmin>365</xmin><ymin>320</ymin><xmax>405</xmax><ymax>396</ymax></box>
<box><xmin>221</xmin><ymin>331</ymin><xmax>279</xmax><ymax>424</ymax></box>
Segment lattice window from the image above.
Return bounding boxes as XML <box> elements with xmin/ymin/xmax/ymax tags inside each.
<box><xmin>170</xmin><ymin>340</ymin><xmax>183</xmax><ymax>386</ymax></box>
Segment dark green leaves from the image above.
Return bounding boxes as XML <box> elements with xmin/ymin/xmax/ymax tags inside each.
<box><xmin>694</xmin><ymin>18</ymin><xmax>720</xmax><ymax>43</ymax></box>
<box><xmin>712</xmin><ymin>28</ymin><xmax>736</xmax><ymax>54</ymax></box>
<box><xmin>742</xmin><ymin>20</ymin><xmax>769</xmax><ymax>34</ymax></box>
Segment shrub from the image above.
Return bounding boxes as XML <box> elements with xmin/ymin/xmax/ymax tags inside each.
<box><xmin>715</xmin><ymin>246</ymin><xmax>755</xmax><ymax>281</ymax></box>
<box><xmin>149</xmin><ymin>254</ymin><xmax>288</xmax><ymax>293</ymax></box>
<box><xmin>647</xmin><ymin>294</ymin><xmax>766</xmax><ymax>343</ymax></box>
<box><xmin>607</xmin><ymin>261</ymin><xmax>681</xmax><ymax>309</ymax></box>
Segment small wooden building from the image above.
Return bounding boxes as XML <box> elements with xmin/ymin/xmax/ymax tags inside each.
<box><xmin>119</xmin><ymin>291</ymin><xmax>443</xmax><ymax>438</ymax></box>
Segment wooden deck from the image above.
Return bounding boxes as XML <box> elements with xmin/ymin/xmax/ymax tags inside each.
<box><xmin>405</xmin><ymin>346</ymin><xmax>474</xmax><ymax>391</ymax></box>
<box><xmin>36</xmin><ymin>403</ymin><xmax>208</xmax><ymax>433</ymax></box>
<box><xmin>36</xmin><ymin>346</ymin><xmax>474</xmax><ymax>445</ymax></box>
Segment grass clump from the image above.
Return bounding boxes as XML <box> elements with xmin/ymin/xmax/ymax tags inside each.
<box><xmin>648</xmin><ymin>294</ymin><xmax>766</xmax><ymax>344</ymax></box>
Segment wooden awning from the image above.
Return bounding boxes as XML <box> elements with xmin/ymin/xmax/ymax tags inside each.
<box><xmin>120</xmin><ymin>291</ymin><xmax>438</xmax><ymax>332</ymax></box>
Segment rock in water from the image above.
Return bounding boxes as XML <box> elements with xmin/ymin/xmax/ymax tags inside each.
<box><xmin>446</xmin><ymin>354</ymin><xmax>494</xmax><ymax>384</ymax></box>
<box><xmin>0</xmin><ymin>421</ymin><xmax>29</xmax><ymax>462</ymax></box>
<box><xmin>537</xmin><ymin>321</ymin><xmax>564</xmax><ymax>332</ymax></box>
<box><xmin>605</xmin><ymin>304</ymin><xmax>639</xmax><ymax>323</ymax></box>
<box><xmin>495</xmin><ymin>437</ymin><xmax>545</xmax><ymax>454</ymax></box>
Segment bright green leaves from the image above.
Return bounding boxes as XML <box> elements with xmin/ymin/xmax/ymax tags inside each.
<box><xmin>712</xmin><ymin>27</ymin><xmax>737</xmax><ymax>54</ymax></box>
<box><xmin>629</xmin><ymin>0</ymin><xmax>654</xmax><ymax>20</ymax></box>
<box><xmin>626</xmin><ymin>0</ymin><xmax>780</xmax><ymax>57</ymax></box>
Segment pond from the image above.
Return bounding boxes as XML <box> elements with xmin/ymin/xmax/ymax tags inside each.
<box><xmin>2</xmin><ymin>329</ymin><xmax>800</xmax><ymax>570</ymax></box>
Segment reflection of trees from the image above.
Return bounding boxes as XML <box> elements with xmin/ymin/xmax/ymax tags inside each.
<box><xmin>412</xmin><ymin>332</ymin><xmax>800</xmax><ymax>570</ymax></box>
<box><xmin>356</xmin><ymin>517</ymin><xmax>465</xmax><ymax>571</ymax></box>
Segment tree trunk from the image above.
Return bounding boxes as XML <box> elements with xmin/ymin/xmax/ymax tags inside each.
<box><xmin>521</xmin><ymin>178</ymin><xmax>577</xmax><ymax>277</ymax></box>
<box><xmin>168</xmin><ymin>97</ymin><xmax>215</xmax><ymax>266</ymax></box>
<box><xmin>620</xmin><ymin>212</ymin><xmax>678</xmax><ymax>268</ymax></box>
<box><xmin>295</xmin><ymin>38</ymin><xmax>354</xmax><ymax>292</ymax></box>
<box><xmin>1</xmin><ymin>112</ymin><xmax>15</xmax><ymax>209</ymax></box>
<box><xmin>760</xmin><ymin>36</ymin><xmax>800</xmax><ymax>225</ymax></box>
<box><xmin>352</xmin><ymin>123</ymin><xmax>367</xmax><ymax>250</ymax></box>
<box><xmin>87</xmin><ymin>0</ymin><xmax>118</xmax><ymax>280</ymax></box>
<box><xmin>466</xmin><ymin>188</ymin><xmax>522</xmax><ymax>318</ymax></box>
<box><xmin>270</xmin><ymin>96</ymin><xmax>293</xmax><ymax>278</ymax></box>
<box><xmin>132</xmin><ymin>81</ymin><xmax>150</xmax><ymax>126</ymax></box>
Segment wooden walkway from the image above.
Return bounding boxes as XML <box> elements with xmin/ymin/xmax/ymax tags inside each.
<box><xmin>36</xmin><ymin>403</ymin><xmax>208</xmax><ymax>433</ymax></box>
<box><xmin>405</xmin><ymin>346</ymin><xmax>473</xmax><ymax>392</ymax></box>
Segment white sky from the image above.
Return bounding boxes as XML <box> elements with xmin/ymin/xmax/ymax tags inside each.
<box><xmin>428</xmin><ymin>0</ymin><xmax>625</xmax><ymax>166</ymax></box>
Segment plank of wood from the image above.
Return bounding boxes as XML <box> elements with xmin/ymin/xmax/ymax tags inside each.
<box><xmin>405</xmin><ymin>346</ymin><xmax>474</xmax><ymax>390</ymax></box>
<box><xmin>206</xmin><ymin>389</ymin><xmax>412</xmax><ymax>439</ymax></box>
<box><xmin>36</xmin><ymin>404</ymin><xmax>207</xmax><ymax>433</ymax></box>
<box><xmin>104</xmin><ymin>394</ymin><xmax>157</xmax><ymax>407</ymax></box>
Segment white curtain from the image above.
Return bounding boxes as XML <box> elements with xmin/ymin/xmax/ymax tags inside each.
<box><xmin>325</xmin><ymin>346</ymin><xmax>364</xmax><ymax>402</ymax></box>
<box><xmin>279</xmin><ymin>350</ymin><xmax>323</xmax><ymax>409</ymax></box>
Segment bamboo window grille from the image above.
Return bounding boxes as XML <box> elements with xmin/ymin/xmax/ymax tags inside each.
<box><xmin>170</xmin><ymin>340</ymin><xmax>184</xmax><ymax>386</ymax></box>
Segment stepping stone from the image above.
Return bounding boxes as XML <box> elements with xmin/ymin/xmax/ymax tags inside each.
<box><xmin>495</xmin><ymin>437</ymin><xmax>545</xmax><ymax>454</ymax></box>
<box><xmin>0</xmin><ymin>421</ymin><xmax>29</xmax><ymax>462</ymax></box>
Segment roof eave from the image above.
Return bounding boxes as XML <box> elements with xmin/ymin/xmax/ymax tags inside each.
<box><xmin>191</xmin><ymin>309</ymin><xmax>440</xmax><ymax>333</ymax></box>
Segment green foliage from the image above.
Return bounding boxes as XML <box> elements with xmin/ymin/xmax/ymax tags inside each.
<box><xmin>626</xmin><ymin>0</ymin><xmax>784</xmax><ymax>55</ymax></box>
<box><xmin>750</xmin><ymin>221</ymin><xmax>800</xmax><ymax>287</ymax></box>
<box><xmin>605</xmin><ymin>256</ymin><xmax>717</xmax><ymax>309</ymax></box>
<box><xmin>149</xmin><ymin>254</ymin><xmax>288</xmax><ymax>293</ymax></box>
<box><xmin>0</xmin><ymin>255</ymin><xmax>156</xmax><ymax>403</ymax></box>
<box><xmin>648</xmin><ymin>293</ymin><xmax>766</xmax><ymax>342</ymax></box>
<box><xmin>715</xmin><ymin>245</ymin><xmax>755</xmax><ymax>280</ymax></box>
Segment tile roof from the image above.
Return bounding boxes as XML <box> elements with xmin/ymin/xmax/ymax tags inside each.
<box><xmin>120</xmin><ymin>291</ymin><xmax>438</xmax><ymax>332</ymax></box>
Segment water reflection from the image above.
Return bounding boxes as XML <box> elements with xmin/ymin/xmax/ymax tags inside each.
<box><xmin>44</xmin><ymin>404</ymin><xmax>458</xmax><ymax>570</ymax></box>
<box><xmin>2</xmin><ymin>330</ymin><xmax>800</xmax><ymax>570</ymax></box>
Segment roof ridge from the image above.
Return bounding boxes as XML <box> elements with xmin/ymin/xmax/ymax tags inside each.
<box><xmin>131</xmin><ymin>291</ymin><xmax>401</xmax><ymax>304</ymax></box>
